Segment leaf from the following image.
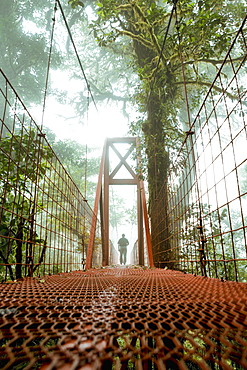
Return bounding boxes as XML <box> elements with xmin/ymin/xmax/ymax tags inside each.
<box><xmin>68</xmin><ymin>0</ymin><xmax>84</xmax><ymax>8</ymax></box>
<box><xmin>4</xmin><ymin>280</ymin><xmax>18</xmax><ymax>284</ymax></box>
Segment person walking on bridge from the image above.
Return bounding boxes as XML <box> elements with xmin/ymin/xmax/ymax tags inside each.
<box><xmin>118</xmin><ymin>234</ymin><xmax>129</xmax><ymax>265</ymax></box>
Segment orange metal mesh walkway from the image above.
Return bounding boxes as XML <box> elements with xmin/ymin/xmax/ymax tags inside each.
<box><xmin>0</xmin><ymin>267</ymin><xmax>246</xmax><ymax>370</ymax></box>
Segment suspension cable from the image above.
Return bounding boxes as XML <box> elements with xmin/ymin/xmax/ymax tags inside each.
<box><xmin>41</xmin><ymin>0</ymin><xmax>58</xmax><ymax>130</ymax></box>
<box><xmin>174</xmin><ymin>2</ymin><xmax>191</xmax><ymax>127</ymax></box>
<box><xmin>146</xmin><ymin>0</ymin><xmax>178</xmax><ymax>107</ymax></box>
<box><xmin>56</xmin><ymin>0</ymin><xmax>98</xmax><ymax>112</ymax></box>
<box><xmin>84</xmin><ymin>88</ymin><xmax>90</xmax><ymax>202</ymax></box>
<box><xmin>174</xmin><ymin>4</ymin><xmax>207</xmax><ymax>275</ymax></box>
<box><xmin>82</xmin><ymin>87</ymin><xmax>90</xmax><ymax>261</ymax></box>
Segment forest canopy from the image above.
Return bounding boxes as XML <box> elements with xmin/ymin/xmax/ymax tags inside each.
<box><xmin>67</xmin><ymin>0</ymin><xmax>247</xmax><ymax>244</ymax></box>
<box><xmin>1</xmin><ymin>0</ymin><xmax>247</xmax><ymax>257</ymax></box>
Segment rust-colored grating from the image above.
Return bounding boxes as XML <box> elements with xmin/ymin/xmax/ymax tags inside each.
<box><xmin>0</xmin><ymin>268</ymin><xmax>246</xmax><ymax>369</ymax></box>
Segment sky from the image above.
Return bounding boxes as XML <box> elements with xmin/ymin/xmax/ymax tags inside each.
<box><xmin>42</xmin><ymin>95</ymin><xmax>131</xmax><ymax>147</ymax></box>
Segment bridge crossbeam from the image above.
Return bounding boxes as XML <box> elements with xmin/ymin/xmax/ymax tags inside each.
<box><xmin>86</xmin><ymin>137</ymin><xmax>154</xmax><ymax>269</ymax></box>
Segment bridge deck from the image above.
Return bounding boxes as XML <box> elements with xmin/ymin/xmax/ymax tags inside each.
<box><xmin>0</xmin><ymin>267</ymin><xmax>246</xmax><ymax>369</ymax></box>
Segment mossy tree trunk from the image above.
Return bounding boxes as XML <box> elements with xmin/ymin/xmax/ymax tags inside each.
<box><xmin>143</xmin><ymin>91</ymin><xmax>171</xmax><ymax>264</ymax></box>
<box><xmin>130</xmin><ymin>27</ymin><xmax>174</xmax><ymax>263</ymax></box>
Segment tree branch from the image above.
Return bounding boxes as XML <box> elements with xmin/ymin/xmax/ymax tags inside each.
<box><xmin>175</xmin><ymin>80</ymin><xmax>246</xmax><ymax>103</ymax></box>
<box><xmin>131</xmin><ymin>3</ymin><xmax>167</xmax><ymax>65</ymax></box>
<box><xmin>32</xmin><ymin>238</ymin><xmax>48</xmax><ymax>274</ymax></box>
<box><xmin>116</xmin><ymin>3</ymin><xmax>167</xmax><ymax>65</ymax></box>
<box><xmin>119</xmin><ymin>30</ymin><xmax>154</xmax><ymax>49</ymax></box>
<box><xmin>0</xmin><ymin>249</ymin><xmax>14</xmax><ymax>281</ymax></box>
<box><xmin>175</xmin><ymin>56</ymin><xmax>245</xmax><ymax>68</ymax></box>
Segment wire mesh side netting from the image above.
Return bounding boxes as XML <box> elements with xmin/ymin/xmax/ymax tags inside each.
<box><xmin>152</xmin><ymin>18</ymin><xmax>247</xmax><ymax>282</ymax></box>
<box><xmin>0</xmin><ymin>69</ymin><xmax>102</xmax><ymax>281</ymax></box>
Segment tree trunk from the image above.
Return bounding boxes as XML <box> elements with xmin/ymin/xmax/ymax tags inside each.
<box><xmin>0</xmin><ymin>250</ymin><xmax>15</xmax><ymax>281</ymax></box>
<box><xmin>131</xmin><ymin>31</ymin><xmax>173</xmax><ymax>266</ymax></box>
<box><xmin>143</xmin><ymin>93</ymin><xmax>171</xmax><ymax>266</ymax></box>
<box><xmin>15</xmin><ymin>219</ymin><xmax>24</xmax><ymax>279</ymax></box>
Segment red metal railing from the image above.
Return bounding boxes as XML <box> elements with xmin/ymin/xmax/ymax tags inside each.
<box><xmin>86</xmin><ymin>137</ymin><xmax>154</xmax><ymax>269</ymax></box>
<box><xmin>0</xmin><ymin>69</ymin><xmax>102</xmax><ymax>281</ymax></box>
<box><xmin>152</xmin><ymin>16</ymin><xmax>247</xmax><ymax>282</ymax></box>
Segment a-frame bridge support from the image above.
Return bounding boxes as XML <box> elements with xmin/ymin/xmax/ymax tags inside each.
<box><xmin>86</xmin><ymin>137</ymin><xmax>154</xmax><ymax>269</ymax></box>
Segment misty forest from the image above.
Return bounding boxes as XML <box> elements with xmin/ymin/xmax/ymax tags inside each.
<box><xmin>1</xmin><ymin>0</ymin><xmax>247</xmax><ymax>280</ymax></box>
<box><xmin>1</xmin><ymin>3</ymin><xmax>247</xmax><ymax>369</ymax></box>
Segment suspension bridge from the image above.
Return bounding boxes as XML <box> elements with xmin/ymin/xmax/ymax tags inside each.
<box><xmin>0</xmin><ymin>7</ymin><xmax>247</xmax><ymax>370</ymax></box>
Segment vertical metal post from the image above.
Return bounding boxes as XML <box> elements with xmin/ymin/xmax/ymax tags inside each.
<box><xmin>86</xmin><ymin>142</ymin><xmax>106</xmax><ymax>270</ymax></box>
<box><xmin>136</xmin><ymin>138</ymin><xmax>154</xmax><ymax>268</ymax></box>
<box><xmin>100</xmin><ymin>189</ymin><xmax>106</xmax><ymax>265</ymax></box>
<box><xmin>139</xmin><ymin>179</ymin><xmax>154</xmax><ymax>268</ymax></box>
<box><xmin>103</xmin><ymin>140</ymin><xmax>110</xmax><ymax>266</ymax></box>
<box><xmin>137</xmin><ymin>185</ymin><xmax>144</xmax><ymax>265</ymax></box>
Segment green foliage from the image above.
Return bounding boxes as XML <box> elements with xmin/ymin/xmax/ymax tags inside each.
<box><xmin>0</xmin><ymin>130</ymin><xmax>52</xmax><ymax>188</ymax></box>
<box><xmin>0</xmin><ymin>130</ymin><xmax>53</xmax><ymax>280</ymax></box>
<box><xmin>125</xmin><ymin>204</ymin><xmax>138</xmax><ymax>226</ymax></box>
<box><xmin>181</xmin><ymin>203</ymin><xmax>247</xmax><ymax>281</ymax></box>
<box><xmin>68</xmin><ymin>0</ymin><xmax>247</xmax><ymax>256</ymax></box>
<box><xmin>78</xmin><ymin>0</ymin><xmax>247</xmax><ymax>139</ymax></box>
<box><xmin>110</xmin><ymin>195</ymin><xmax>129</xmax><ymax>229</ymax></box>
<box><xmin>44</xmin><ymin>129</ymin><xmax>101</xmax><ymax>206</ymax></box>
<box><xmin>0</xmin><ymin>0</ymin><xmax>62</xmax><ymax>105</ymax></box>
<box><xmin>68</xmin><ymin>0</ymin><xmax>84</xmax><ymax>9</ymax></box>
